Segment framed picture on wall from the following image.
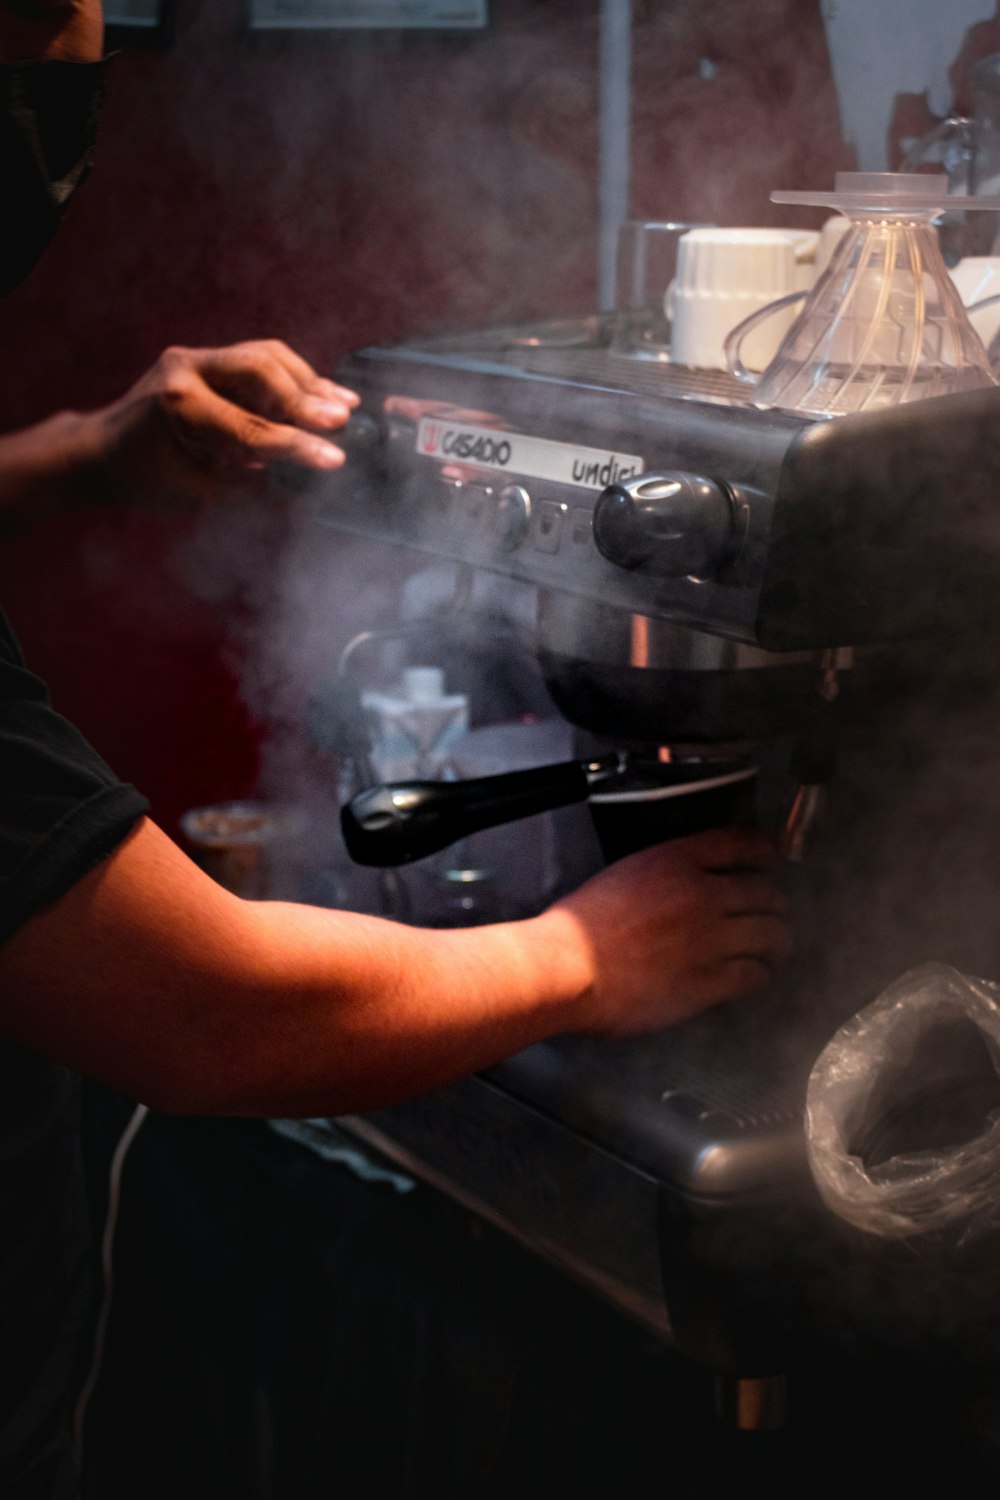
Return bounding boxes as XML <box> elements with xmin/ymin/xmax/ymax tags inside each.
<box><xmin>246</xmin><ymin>0</ymin><xmax>487</xmax><ymax>31</ymax></box>
<box><xmin>104</xmin><ymin>0</ymin><xmax>175</xmax><ymax>45</ymax></box>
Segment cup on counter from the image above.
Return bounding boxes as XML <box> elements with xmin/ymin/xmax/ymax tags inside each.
<box><xmin>668</xmin><ymin>227</ymin><xmax>808</xmax><ymax>372</ymax></box>
<box><xmin>949</xmin><ymin>256</ymin><xmax>1000</xmax><ymax>352</ymax></box>
<box><xmin>609</xmin><ymin>219</ymin><xmax>711</xmax><ymax>360</ymax></box>
<box><xmin>783</xmin><ymin>227</ymin><xmax>821</xmax><ymax>289</ymax></box>
<box><xmin>180</xmin><ymin>800</ymin><xmax>288</xmax><ymax>900</ymax></box>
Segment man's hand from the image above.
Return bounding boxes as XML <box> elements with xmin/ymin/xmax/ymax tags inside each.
<box><xmin>0</xmin><ymin>340</ymin><xmax>360</xmax><ymax>528</ymax></box>
<box><xmin>540</xmin><ymin>826</ymin><xmax>791</xmax><ymax>1036</ymax></box>
<box><xmin>0</xmin><ymin>0</ymin><xmax>103</xmax><ymax>62</ymax></box>
<box><xmin>83</xmin><ymin>340</ymin><xmax>360</xmax><ymax>509</ymax></box>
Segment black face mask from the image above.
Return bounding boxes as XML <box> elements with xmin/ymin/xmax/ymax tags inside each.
<box><xmin>0</xmin><ymin>60</ymin><xmax>105</xmax><ymax>297</ymax></box>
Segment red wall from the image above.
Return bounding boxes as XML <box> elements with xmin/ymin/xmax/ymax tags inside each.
<box><xmin>0</xmin><ymin>0</ymin><xmax>848</xmax><ymax>834</ymax></box>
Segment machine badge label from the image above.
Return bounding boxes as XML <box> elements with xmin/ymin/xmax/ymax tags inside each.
<box><xmin>416</xmin><ymin>419</ymin><xmax>644</xmax><ymax>490</ymax></box>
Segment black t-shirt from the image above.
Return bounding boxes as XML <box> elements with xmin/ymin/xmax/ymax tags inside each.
<box><xmin>0</xmin><ymin>613</ymin><xmax>148</xmax><ymax>1497</ymax></box>
<box><xmin>0</xmin><ymin>53</ymin><xmax>144</xmax><ymax>1497</ymax></box>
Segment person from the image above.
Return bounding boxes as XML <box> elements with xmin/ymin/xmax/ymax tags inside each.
<box><xmin>0</xmin><ymin>1</ymin><xmax>791</xmax><ymax>1494</ymax></box>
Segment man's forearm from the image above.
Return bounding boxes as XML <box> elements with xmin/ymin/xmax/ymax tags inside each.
<box><xmin>0</xmin><ymin>818</ymin><xmax>591</xmax><ymax>1117</ymax></box>
<box><xmin>210</xmin><ymin>899</ymin><xmax>591</xmax><ymax>1118</ymax></box>
<box><xmin>0</xmin><ymin>410</ymin><xmax>99</xmax><ymax>527</ymax></box>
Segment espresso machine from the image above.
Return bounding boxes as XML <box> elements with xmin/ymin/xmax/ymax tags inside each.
<box><xmin>295</xmin><ymin>296</ymin><xmax>1000</xmax><ymax>1398</ymax></box>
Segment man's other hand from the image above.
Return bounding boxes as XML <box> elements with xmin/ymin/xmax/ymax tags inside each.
<box><xmin>0</xmin><ymin>0</ymin><xmax>103</xmax><ymax>62</ymax></box>
<box><xmin>86</xmin><ymin>340</ymin><xmax>360</xmax><ymax>508</ymax></box>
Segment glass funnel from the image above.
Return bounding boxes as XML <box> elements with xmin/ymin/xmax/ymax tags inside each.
<box><xmin>745</xmin><ymin>172</ymin><xmax>1000</xmax><ymax>417</ymax></box>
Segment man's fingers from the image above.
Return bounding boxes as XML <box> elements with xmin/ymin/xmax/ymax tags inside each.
<box><xmin>683</xmin><ymin>825</ymin><xmax>782</xmax><ymax>873</ymax></box>
<box><xmin>163</xmin><ymin>380</ymin><xmax>344</xmax><ymax>470</ymax></box>
<box><xmin>183</xmin><ymin>348</ymin><xmax>352</xmax><ymax>433</ymax></box>
<box><xmin>716</xmin><ymin>872</ymin><xmax>788</xmax><ymax>918</ymax></box>
<box><xmin>193</xmin><ymin>341</ymin><xmax>359</xmax><ymax>419</ymax></box>
<box><xmin>717</xmin><ymin>956</ymin><xmax>774</xmax><ymax>999</ymax></box>
<box><xmin>720</xmin><ymin>914</ymin><xmax>793</xmax><ymax>967</ymax></box>
<box><xmin>159</xmin><ymin>343</ymin><xmax>360</xmax><ymax>441</ymax></box>
<box><xmin>254</xmin><ymin>340</ymin><xmax>360</xmax><ymax>409</ymax></box>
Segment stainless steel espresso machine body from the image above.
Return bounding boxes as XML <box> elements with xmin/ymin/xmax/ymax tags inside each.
<box><xmin>307</xmin><ymin>317</ymin><xmax>1000</xmax><ymax>1373</ymax></box>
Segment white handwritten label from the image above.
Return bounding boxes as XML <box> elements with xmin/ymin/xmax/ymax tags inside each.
<box><xmin>416</xmin><ymin>419</ymin><xmax>645</xmax><ymax>491</ymax></box>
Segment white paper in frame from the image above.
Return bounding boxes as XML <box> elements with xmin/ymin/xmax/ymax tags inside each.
<box><xmin>247</xmin><ymin>0</ymin><xmax>487</xmax><ymax>30</ymax></box>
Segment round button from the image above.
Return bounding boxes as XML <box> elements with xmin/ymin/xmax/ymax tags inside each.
<box><xmin>496</xmin><ymin>484</ymin><xmax>532</xmax><ymax>551</ymax></box>
<box><xmin>428</xmin><ymin>476</ymin><xmax>462</xmax><ymax>513</ymax></box>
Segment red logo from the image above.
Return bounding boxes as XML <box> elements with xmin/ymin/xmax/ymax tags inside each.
<box><xmin>421</xmin><ymin>422</ymin><xmax>442</xmax><ymax>455</ymax></box>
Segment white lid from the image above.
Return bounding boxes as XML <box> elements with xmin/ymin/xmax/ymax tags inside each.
<box><xmin>772</xmin><ymin>171</ymin><xmax>1000</xmax><ymax>215</ymax></box>
<box><xmin>675</xmin><ymin>227</ymin><xmax>795</xmax><ymax>296</ymax></box>
<box><xmin>403</xmin><ymin>666</ymin><xmax>445</xmax><ymax>703</ymax></box>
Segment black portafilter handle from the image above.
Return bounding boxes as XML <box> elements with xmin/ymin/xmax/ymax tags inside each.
<box><xmin>341</xmin><ymin>754</ymin><xmax>625</xmax><ymax>867</ymax></box>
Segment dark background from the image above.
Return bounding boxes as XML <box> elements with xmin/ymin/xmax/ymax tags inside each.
<box><xmin>0</xmin><ymin>0</ymin><xmax>849</xmax><ymax>833</ymax></box>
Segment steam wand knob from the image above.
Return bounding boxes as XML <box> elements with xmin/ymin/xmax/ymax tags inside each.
<box><xmin>593</xmin><ymin>471</ymin><xmax>737</xmax><ymax>578</ymax></box>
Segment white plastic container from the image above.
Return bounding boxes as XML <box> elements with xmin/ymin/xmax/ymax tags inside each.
<box><xmin>362</xmin><ymin>667</ymin><xmax>469</xmax><ymax>783</ymax></box>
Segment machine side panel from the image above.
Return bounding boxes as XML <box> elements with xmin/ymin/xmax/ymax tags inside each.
<box><xmin>337</xmin><ymin>1075</ymin><xmax>670</xmax><ymax>1336</ymax></box>
<box><xmin>758</xmin><ymin>387</ymin><xmax>1000</xmax><ymax>648</ymax></box>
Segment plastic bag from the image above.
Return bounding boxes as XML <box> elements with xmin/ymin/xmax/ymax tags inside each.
<box><xmin>806</xmin><ymin>963</ymin><xmax>1000</xmax><ymax>1238</ymax></box>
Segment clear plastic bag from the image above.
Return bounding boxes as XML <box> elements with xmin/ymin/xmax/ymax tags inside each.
<box><xmin>806</xmin><ymin>963</ymin><xmax>1000</xmax><ymax>1238</ymax></box>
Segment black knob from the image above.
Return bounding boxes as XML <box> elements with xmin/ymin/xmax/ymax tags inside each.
<box><xmin>272</xmin><ymin>410</ymin><xmax>382</xmax><ymax>492</ymax></box>
<box><xmin>593</xmin><ymin>472</ymin><xmax>736</xmax><ymax>578</ymax></box>
<box><xmin>338</xmin><ymin>411</ymin><xmax>383</xmax><ymax>457</ymax></box>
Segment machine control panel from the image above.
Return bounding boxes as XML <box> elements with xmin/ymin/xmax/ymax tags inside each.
<box><xmin>319</xmin><ymin>346</ymin><xmax>806</xmax><ymax>645</ymax></box>
<box><xmin>322</xmin><ymin>409</ymin><xmax>768</xmax><ymax>641</ymax></box>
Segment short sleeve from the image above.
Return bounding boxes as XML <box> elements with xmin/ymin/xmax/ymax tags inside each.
<box><xmin>0</xmin><ymin>612</ymin><xmax>149</xmax><ymax>946</ymax></box>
